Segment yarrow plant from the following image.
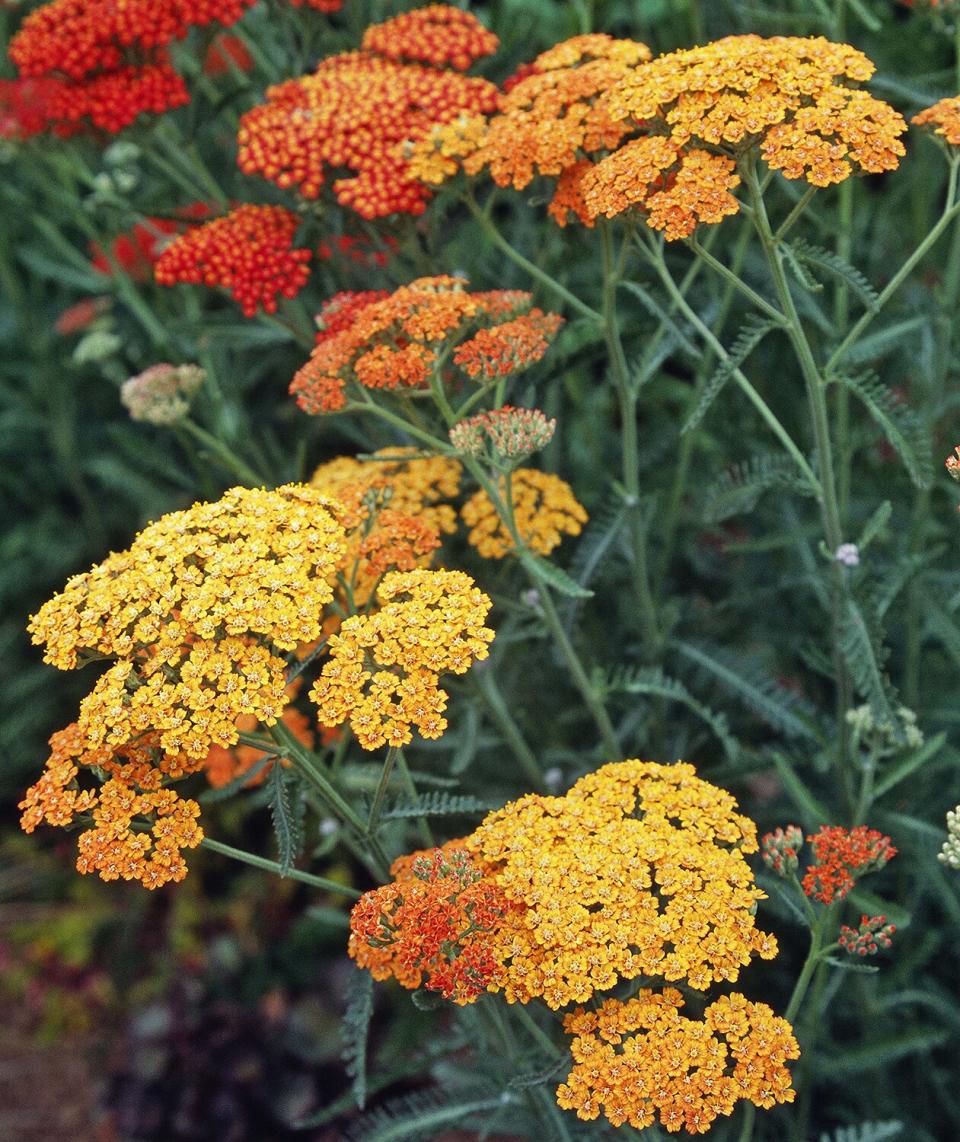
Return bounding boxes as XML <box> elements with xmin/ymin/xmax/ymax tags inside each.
<box><xmin>8</xmin><ymin>0</ymin><xmax>960</xmax><ymax>1137</ymax></box>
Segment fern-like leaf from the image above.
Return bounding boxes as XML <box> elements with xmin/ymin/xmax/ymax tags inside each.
<box><xmin>674</xmin><ymin>641</ymin><xmax>825</xmax><ymax>743</ymax></box>
<box><xmin>620</xmin><ymin>280</ymin><xmax>700</xmax><ymax>357</ymax></box>
<box><xmin>342</xmin><ymin>970</ymin><xmax>373</xmax><ymax>1109</ymax></box>
<box><xmin>702</xmin><ymin>453</ymin><xmax>816</xmax><ymax>522</ymax></box>
<box><xmin>836</xmin><ymin>371</ymin><xmax>932</xmax><ymax>489</ymax></box>
<box><xmin>602</xmin><ymin>665</ymin><xmax>739</xmax><ymax>761</ymax></box>
<box><xmin>567</xmin><ymin>492</ymin><xmax>628</xmax><ymax>590</ymax></box>
<box><xmin>839</xmin><ymin>592</ymin><xmax>899</xmax><ymax>731</ymax></box>
<box><xmin>782</xmin><ymin>242</ymin><xmax>825</xmax><ymax>293</ymax></box>
<box><xmin>381</xmin><ymin>792</ymin><xmax>495</xmax><ymax>820</ymax></box>
<box><xmin>818</xmin><ymin>1121</ymin><xmax>903</xmax><ymax>1142</ymax></box>
<box><xmin>788</xmin><ymin>239</ymin><xmax>879</xmax><ymax>309</ymax></box>
<box><xmin>682</xmin><ymin>315</ymin><xmax>781</xmax><ymax>434</ymax></box>
<box><xmin>346</xmin><ymin>1090</ymin><xmax>507</xmax><ymax>1142</ymax></box>
<box><xmin>268</xmin><ymin>763</ymin><xmax>303</xmax><ymax>876</ymax></box>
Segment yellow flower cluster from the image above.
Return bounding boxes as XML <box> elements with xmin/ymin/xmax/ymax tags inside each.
<box><xmin>411</xmin><ymin>33</ymin><xmax>905</xmax><ymax>239</ymax></box>
<box><xmin>557</xmin><ymin>989</ymin><xmax>799</xmax><ymax>1133</ymax></box>
<box><xmin>29</xmin><ymin>485</ymin><xmax>346</xmax><ymax>759</ymax></box>
<box><xmin>310</xmin><ymin>569</ymin><xmax>494</xmax><ymax>749</ymax></box>
<box><xmin>913</xmin><ymin>95</ymin><xmax>960</xmax><ymax>146</ymax></box>
<box><xmin>461</xmin><ymin>468</ymin><xmax>588</xmax><ymax>559</ymax></box>
<box><xmin>466</xmin><ymin>760</ymin><xmax>777</xmax><ymax>1008</ymax></box>
<box><xmin>19</xmin><ymin>724</ymin><xmax>203</xmax><ymax>889</ymax></box>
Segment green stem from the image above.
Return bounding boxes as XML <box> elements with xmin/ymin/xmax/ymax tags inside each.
<box><xmin>463</xmin><ymin>192</ymin><xmax>601</xmax><ymax>323</ymax></box>
<box><xmin>350</xmin><ymin>393</ymin><xmax>453</xmax><ymax>453</ymax></box>
<box><xmin>686</xmin><ymin>238</ymin><xmax>786</xmax><ymax>323</ymax></box>
<box><xmin>201</xmin><ymin>837</ymin><xmax>361</xmax><ymax>897</ymax></box>
<box><xmin>600</xmin><ymin>222</ymin><xmax>660</xmax><ymax>654</ymax></box>
<box><xmin>180</xmin><ymin>417</ymin><xmax>269</xmax><ymax>486</ymax></box>
<box><xmin>834</xmin><ymin>180</ymin><xmax>855</xmax><ymax>526</ymax></box>
<box><xmin>737</xmin><ymin>1105</ymin><xmax>755</xmax><ymax>1142</ymax></box>
<box><xmin>367</xmin><ymin>745</ymin><xmax>401</xmax><ymax>836</ymax></box>
<box><xmin>640</xmin><ymin>236</ymin><xmax>821</xmax><ymax>495</ymax></box>
<box><xmin>774</xmin><ymin>186</ymin><xmax>818</xmax><ymax>241</ymax></box>
<box><xmin>826</xmin><ymin>159</ymin><xmax>960</xmax><ymax>375</ymax></box>
<box><xmin>511</xmin><ymin>1002</ymin><xmax>562</xmax><ymax>1058</ymax></box>
<box><xmin>395</xmin><ymin>749</ymin><xmax>434</xmax><ymax>846</ymax></box>
<box><xmin>785</xmin><ymin>921</ymin><xmax>826</xmax><ymax>1024</ymax></box>
<box><xmin>473</xmin><ymin>667</ymin><xmax>546</xmax><ymax>790</ymax></box>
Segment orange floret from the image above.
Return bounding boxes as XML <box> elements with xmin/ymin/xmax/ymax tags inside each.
<box><xmin>913</xmin><ymin>95</ymin><xmax>960</xmax><ymax>146</ymax></box>
<box><xmin>154</xmin><ymin>204</ymin><xmax>312</xmax><ymax>317</ymax></box>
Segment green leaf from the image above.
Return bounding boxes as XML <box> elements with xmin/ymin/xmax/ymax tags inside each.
<box><xmin>342</xmin><ymin>969</ymin><xmax>373</xmax><ymax>1110</ymax></box>
<box><xmin>620</xmin><ymin>280</ymin><xmax>699</xmax><ymax>357</ymax></box>
<box><xmin>839</xmin><ymin>593</ymin><xmax>899</xmax><ymax>730</ymax></box>
<box><xmin>824</xmin><ymin>955</ymin><xmax>880</xmax><ymax>974</ymax></box>
<box><xmin>788</xmin><ymin>238</ymin><xmax>879</xmax><ymax>309</ymax></box>
<box><xmin>268</xmin><ymin>763</ymin><xmax>303</xmax><ymax>877</ymax></box>
<box><xmin>874</xmin><ymin>732</ymin><xmax>946</xmax><ymax>800</ymax></box>
<box><xmin>682</xmin><ymin>315</ymin><xmax>781</xmax><ymax>434</ymax></box>
<box><xmin>843</xmin><ymin>316</ymin><xmax>927</xmax><ymax>366</ymax></box>
<box><xmin>602</xmin><ymin>665</ymin><xmax>738</xmax><ymax>761</ymax></box>
<box><xmin>818</xmin><ymin>1028</ymin><xmax>948</xmax><ymax>1075</ymax></box>
<box><xmin>770</xmin><ymin>752</ymin><xmax>830</xmax><ymax>825</ymax></box>
<box><xmin>348</xmin><ymin>1093</ymin><xmax>507</xmax><ymax>1142</ymax></box>
<box><xmin>818</xmin><ymin>1124</ymin><xmax>902</xmax><ymax>1142</ymax></box>
<box><xmin>782</xmin><ymin>241</ymin><xmax>825</xmax><ymax>293</ymax></box>
<box><xmin>701</xmin><ymin>453</ymin><xmax>816</xmax><ymax>522</ymax></box>
<box><xmin>857</xmin><ymin>500</ymin><xmax>892</xmax><ymax>552</ymax></box>
<box><xmin>835</xmin><ymin>371</ymin><xmax>932</xmax><ymax>489</ymax></box>
<box><xmin>381</xmin><ymin>792</ymin><xmax>495</xmax><ymax>820</ymax></box>
<box><xmin>674</xmin><ymin>641</ymin><xmax>824</xmax><ymax>742</ymax></box>
<box><xmin>519</xmin><ymin>552</ymin><xmax>594</xmax><ymax>598</ymax></box>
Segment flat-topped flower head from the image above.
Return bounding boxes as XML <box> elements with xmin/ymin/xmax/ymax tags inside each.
<box><xmin>349</xmin><ymin>845</ymin><xmax>512</xmax><ymax>1004</ymax></box>
<box><xmin>558</xmin><ymin>989</ymin><xmax>799</xmax><ymax>1133</ymax></box>
<box><xmin>913</xmin><ymin>96</ymin><xmax>960</xmax><ymax>146</ymax></box>
<box><xmin>30</xmin><ymin>484</ymin><xmax>346</xmax><ymax>757</ymax></box>
<box><xmin>310</xmin><ymin>568</ymin><xmax>494</xmax><ymax>749</ymax></box>
<box><xmin>461</xmin><ymin>467</ymin><xmax>587</xmax><ymax>558</ymax></box>
<box><xmin>291</xmin><ymin>277</ymin><xmax>562</xmax><ymax>414</ymax></box>
<box><xmin>466</xmin><ymin>760</ymin><xmax>777</xmax><ymax>1008</ymax></box>
<box><xmin>20</xmin><ymin>723</ymin><xmax>204</xmax><ymax>888</ymax></box>
<box><xmin>154</xmin><ymin>205</ymin><xmax>312</xmax><ymax>317</ymax></box>
<box><xmin>237</xmin><ymin>7</ymin><xmax>498</xmax><ymax>218</ymax></box>
<box><xmin>121</xmin><ymin>362</ymin><xmax>205</xmax><ymax>425</ymax></box>
<box><xmin>801</xmin><ymin>824</ymin><xmax>896</xmax><ymax>904</ymax></box>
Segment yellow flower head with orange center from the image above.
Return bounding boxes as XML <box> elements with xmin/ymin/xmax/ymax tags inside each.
<box><xmin>237</xmin><ymin>7</ymin><xmax>499</xmax><ymax>218</ymax></box>
<box><xmin>20</xmin><ymin>723</ymin><xmax>204</xmax><ymax>889</ymax></box>
<box><xmin>291</xmin><ymin>277</ymin><xmax>563</xmax><ymax>414</ymax></box>
<box><xmin>557</xmin><ymin>989</ymin><xmax>799</xmax><ymax>1133</ymax></box>
<box><xmin>310</xmin><ymin>568</ymin><xmax>494</xmax><ymax>750</ymax></box>
<box><xmin>913</xmin><ymin>95</ymin><xmax>960</xmax><ymax>146</ymax></box>
<box><xmin>461</xmin><ymin>467</ymin><xmax>588</xmax><ymax>559</ymax></box>
<box><xmin>465</xmin><ymin>760</ymin><xmax>777</xmax><ymax>1008</ymax></box>
<box><xmin>30</xmin><ymin>485</ymin><xmax>346</xmax><ymax>758</ymax></box>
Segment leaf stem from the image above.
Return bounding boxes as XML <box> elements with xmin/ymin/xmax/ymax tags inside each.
<box><xmin>201</xmin><ymin>837</ymin><xmax>361</xmax><ymax>897</ymax></box>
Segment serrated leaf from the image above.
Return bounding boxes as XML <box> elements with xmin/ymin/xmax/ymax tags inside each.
<box><xmin>381</xmin><ymin>792</ymin><xmax>495</xmax><ymax>820</ymax></box>
<box><xmin>620</xmin><ymin>280</ymin><xmax>700</xmax><ymax>357</ymax></box>
<box><xmin>839</xmin><ymin>594</ymin><xmax>899</xmax><ymax>730</ymax></box>
<box><xmin>268</xmin><ymin>763</ymin><xmax>303</xmax><ymax>876</ymax></box>
<box><xmin>702</xmin><ymin>453</ymin><xmax>816</xmax><ymax>522</ymax></box>
<box><xmin>836</xmin><ymin>371</ymin><xmax>931</xmax><ymax>488</ymax></box>
<box><xmin>682</xmin><ymin>315</ymin><xmax>781</xmax><ymax>434</ymax></box>
<box><xmin>843</xmin><ymin>317</ymin><xmax>927</xmax><ymax>366</ymax></box>
<box><xmin>782</xmin><ymin>242</ymin><xmax>824</xmax><ymax>293</ymax></box>
<box><xmin>520</xmin><ymin>552</ymin><xmax>594</xmax><ymax>598</ymax></box>
<box><xmin>789</xmin><ymin>239</ymin><xmax>879</xmax><ymax>309</ymax></box>
<box><xmin>347</xmin><ymin>1092</ymin><xmax>506</xmax><ymax>1142</ymax></box>
<box><xmin>342</xmin><ymin>969</ymin><xmax>373</xmax><ymax>1109</ymax></box>
<box><xmin>824</xmin><ymin>955</ymin><xmax>880</xmax><ymax>974</ymax></box>
<box><xmin>674</xmin><ymin>641</ymin><xmax>824</xmax><ymax>742</ymax></box>
<box><xmin>602</xmin><ymin>665</ymin><xmax>738</xmax><ymax>761</ymax></box>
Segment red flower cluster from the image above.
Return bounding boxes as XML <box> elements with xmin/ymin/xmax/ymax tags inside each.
<box><xmin>349</xmin><ymin>846</ymin><xmax>510</xmax><ymax>1004</ymax></box>
<box><xmin>802</xmin><ymin>825</ymin><xmax>896</xmax><ymax>904</ymax></box>
<box><xmin>236</xmin><ymin>5</ymin><xmax>498</xmax><ymax>217</ymax></box>
<box><xmin>291</xmin><ymin>276</ymin><xmax>562</xmax><ymax>414</ymax></box>
<box><xmin>154</xmin><ymin>204</ymin><xmax>312</xmax><ymax>316</ymax></box>
<box><xmin>8</xmin><ymin>0</ymin><xmax>254</xmax><ymax>134</ymax></box>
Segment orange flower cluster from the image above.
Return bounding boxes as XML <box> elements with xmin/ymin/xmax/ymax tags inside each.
<box><xmin>28</xmin><ymin>485</ymin><xmax>346</xmax><ymax>760</ymax></box>
<box><xmin>360</xmin><ymin>5</ymin><xmax>497</xmax><ymax>72</ymax></box>
<box><xmin>913</xmin><ymin>96</ymin><xmax>960</xmax><ymax>146</ymax></box>
<box><xmin>461</xmin><ymin>467</ymin><xmax>587</xmax><ymax>559</ymax></box>
<box><xmin>236</xmin><ymin>6</ymin><xmax>498</xmax><ymax>217</ymax></box>
<box><xmin>310</xmin><ymin>568</ymin><xmax>493</xmax><ymax>749</ymax></box>
<box><xmin>467</xmin><ymin>761</ymin><xmax>777</xmax><ymax>1008</ymax></box>
<box><xmin>290</xmin><ymin>277</ymin><xmax>562</xmax><ymax>414</ymax></box>
<box><xmin>20</xmin><ymin>723</ymin><xmax>203</xmax><ymax>888</ymax></box>
<box><xmin>557</xmin><ymin>989</ymin><xmax>799</xmax><ymax>1133</ymax></box>
<box><xmin>801</xmin><ymin>825</ymin><xmax>896</xmax><ymax>904</ymax></box>
<box><xmin>154</xmin><ymin>204</ymin><xmax>312</xmax><ymax>316</ymax></box>
<box><xmin>8</xmin><ymin>0</ymin><xmax>252</xmax><ymax>133</ymax></box>
<box><xmin>349</xmin><ymin>847</ymin><xmax>511</xmax><ymax>1003</ymax></box>
<box><xmin>412</xmin><ymin>33</ymin><xmax>905</xmax><ymax>239</ymax></box>
<box><xmin>408</xmin><ymin>34</ymin><xmax>649</xmax><ymax>213</ymax></box>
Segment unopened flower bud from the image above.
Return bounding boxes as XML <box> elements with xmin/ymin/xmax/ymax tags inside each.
<box><xmin>939</xmin><ymin>805</ymin><xmax>960</xmax><ymax>869</ymax></box>
<box><xmin>838</xmin><ymin>914</ymin><xmax>896</xmax><ymax>957</ymax></box>
<box><xmin>449</xmin><ymin>406</ymin><xmax>556</xmax><ymax>461</ymax></box>
<box><xmin>121</xmin><ymin>363</ymin><xmax>205</xmax><ymax>425</ymax></box>
<box><xmin>761</xmin><ymin>825</ymin><xmax>803</xmax><ymax>877</ymax></box>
